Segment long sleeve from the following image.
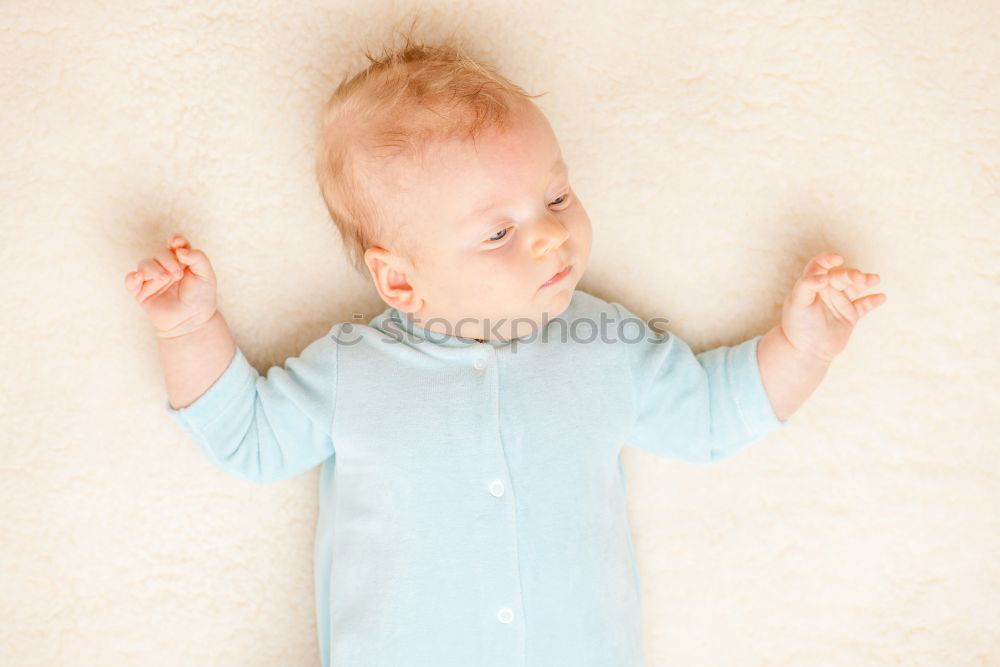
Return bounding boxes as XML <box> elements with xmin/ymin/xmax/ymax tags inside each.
<box><xmin>612</xmin><ymin>302</ymin><xmax>788</xmax><ymax>463</ymax></box>
<box><xmin>164</xmin><ymin>325</ymin><xmax>339</xmax><ymax>484</ymax></box>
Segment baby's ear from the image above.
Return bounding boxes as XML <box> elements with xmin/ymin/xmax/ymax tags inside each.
<box><xmin>364</xmin><ymin>246</ymin><xmax>422</xmax><ymax>312</ymax></box>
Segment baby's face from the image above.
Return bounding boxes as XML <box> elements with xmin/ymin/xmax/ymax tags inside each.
<box><xmin>366</xmin><ymin>100</ymin><xmax>592</xmax><ymax>341</ymax></box>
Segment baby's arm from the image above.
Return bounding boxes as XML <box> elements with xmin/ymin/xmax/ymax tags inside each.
<box><xmin>159</xmin><ymin>311</ymin><xmax>237</xmax><ymax>409</ymax></box>
<box><xmin>756</xmin><ymin>325</ymin><xmax>830</xmax><ymax>422</ymax></box>
<box><xmin>126</xmin><ymin>236</ymin><xmax>337</xmax><ymax>483</ymax></box>
<box><xmin>757</xmin><ymin>251</ymin><xmax>885</xmax><ymax>421</ymax></box>
<box><xmin>614</xmin><ymin>301</ymin><xmax>788</xmax><ymax>464</ymax></box>
<box><xmin>125</xmin><ymin>235</ymin><xmax>236</xmax><ymax>409</ymax></box>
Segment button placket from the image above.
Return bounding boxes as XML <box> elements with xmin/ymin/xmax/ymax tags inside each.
<box><xmin>475</xmin><ymin>346</ymin><xmax>518</xmax><ymax>637</ymax></box>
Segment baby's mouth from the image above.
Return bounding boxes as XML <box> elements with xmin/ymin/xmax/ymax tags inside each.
<box><xmin>541</xmin><ymin>264</ymin><xmax>572</xmax><ymax>287</ymax></box>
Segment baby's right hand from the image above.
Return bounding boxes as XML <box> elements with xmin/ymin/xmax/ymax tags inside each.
<box><xmin>124</xmin><ymin>235</ymin><xmax>218</xmax><ymax>338</ymax></box>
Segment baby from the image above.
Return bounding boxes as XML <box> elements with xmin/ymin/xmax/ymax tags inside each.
<box><xmin>125</xmin><ymin>37</ymin><xmax>885</xmax><ymax>667</ymax></box>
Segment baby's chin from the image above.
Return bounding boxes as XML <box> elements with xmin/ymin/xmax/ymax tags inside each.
<box><xmin>501</xmin><ymin>286</ymin><xmax>578</xmax><ymax>338</ymax></box>
<box><xmin>426</xmin><ymin>275</ymin><xmax>579</xmax><ymax>338</ymax></box>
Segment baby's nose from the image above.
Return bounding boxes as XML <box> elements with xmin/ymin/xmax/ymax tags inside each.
<box><xmin>530</xmin><ymin>219</ymin><xmax>570</xmax><ymax>258</ymax></box>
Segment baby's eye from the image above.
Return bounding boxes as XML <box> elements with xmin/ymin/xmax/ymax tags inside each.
<box><xmin>483</xmin><ymin>193</ymin><xmax>571</xmax><ymax>244</ymax></box>
<box><xmin>486</xmin><ymin>226</ymin><xmax>512</xmax><ymax>243</ymax></box>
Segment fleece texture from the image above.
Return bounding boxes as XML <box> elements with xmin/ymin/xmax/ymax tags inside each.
<box><xmin>1</xmin><ymin>1</ymin><xmax>997</xmax><ymax>665</ymax></box>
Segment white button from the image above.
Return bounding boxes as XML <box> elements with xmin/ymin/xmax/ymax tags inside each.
<box><xmin>489</xmin><ymin>480</ymin><xmax>505</xmax><ymax>497</ymax></box>
<box><xmin>473</xmin><ymin>358</ymin><xmax>487</xmax><ymax>371</ymax></box>
<box><xmin>497</xmin><ymin>607</ymin><xmax>514</xmax><ymax>624</ymax></box>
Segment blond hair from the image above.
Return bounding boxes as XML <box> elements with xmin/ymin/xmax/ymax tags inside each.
<box><xmin>314</xmin><ymin>28</ymin><xmax>545</xmax><ymax>276</ymax></box>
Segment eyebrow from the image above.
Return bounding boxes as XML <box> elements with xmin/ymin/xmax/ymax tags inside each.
<box><xmin>469</xmin><ymin>157</ymin><xmax>568</xmax><ymax>217</ymax></box>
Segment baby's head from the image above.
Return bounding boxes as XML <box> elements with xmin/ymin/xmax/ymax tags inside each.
<box><xmin>315</xmin><ymin>35</ymin><xmax>592</xmax><ymax>341</ymax></box>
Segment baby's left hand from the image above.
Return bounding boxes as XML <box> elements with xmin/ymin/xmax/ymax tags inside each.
<box><xmin>780</xmin><ymin>251</ymin><xmax>887</xmax><ymax>363</ymax></box>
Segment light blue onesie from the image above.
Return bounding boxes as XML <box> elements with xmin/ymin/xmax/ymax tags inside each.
<box><xmin>165</xmin><ymin>289</ymin><xmax>788</xmax><ymax>666</ymax></box>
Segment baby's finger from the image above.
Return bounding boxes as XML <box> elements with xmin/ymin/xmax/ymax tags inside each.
<box><xmin>137</xmin><ymin>277</ymin><xmax>170</xmax><ymax>304</ymax></box>
<box><xmin>124</xmin><ymin>271</ymin><xmax>143</xmax><ymax>295</ymax></box>
<box><xmin>137</xmin><ymin>257</ymin><xmax>170</xmax><ymax>282</ymax></box>
<box><xmin>845</xmin><ymin>272</ymin><xmax>880</xmax><ymax>300</ymax></box>
<box><xmin>852</xmin><ymin>292</ymin><xmax>887</xmax><ymax>318</ymax></box>
<box><xmin>820</xmin><ymin>287</ymin><xmax>859</xmax><ymax>326</ymax></box>
<box><xmin>828</xmin><ymin>267</ymin><xmax>868</xmax><ymax>291</ymax></box>
<box><xmin>790</xmin><ymin>269</ymin><xmax>827</xmax><ymax>308</ymax></box>
<box><xmin>135</xmin><ymin>266</ymin><xmax>172</xmax><ymax>302</ymax></box>
<box><xmin>801</xmin><ymin>251</ymin><xmax>843</xmax><ymax>279</ymax></box>
<box><xmin>169</xmin><ymin>235</ymin><xmax>191</xmax><ymax>250</ymax></box>
<box><xmin>133</xmin><ymin>259</ymin><xmax>172</xmax><ymax>303</ymax></box>
<box><xmin>154</xmin><ymin>248</ymin><xmax>184</xmax><ymax>279</ymax></box>
<box><xmin>173</xmin><ymin>245</ymin><xmax>216</xmax><ymax>282</ymax></box>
